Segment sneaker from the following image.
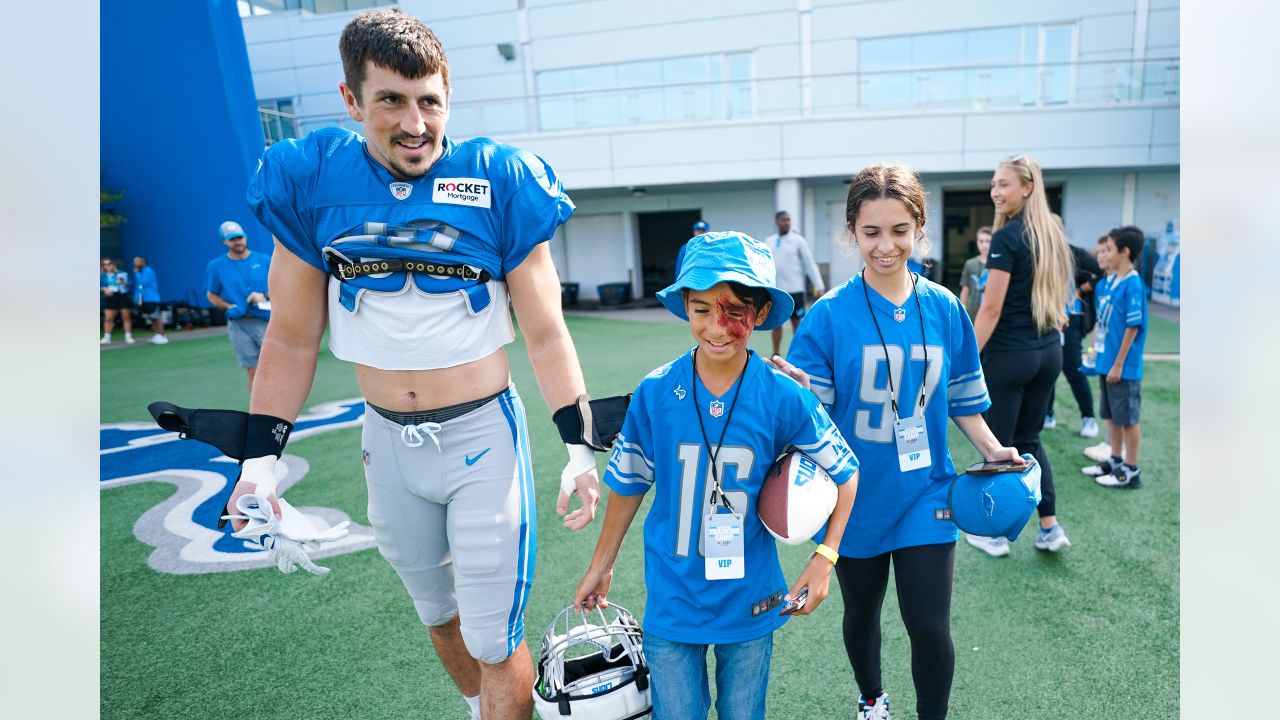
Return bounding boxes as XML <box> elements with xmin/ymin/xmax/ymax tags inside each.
<box><xmin>1096</xmin><ymin>466</ymin><xmax>1142</xmax><ymax>489</ymax></box>
<box><xmin>964</xmin><ymin>533</ymin><xmax>1010</xmax><ymax>558</ymax></box>
<box><xmin>1034</xmin><ymin>524</ymin><xmax>1071</xmax><ymax>552</ymax></box>
<box><xmin>1083</xmin><ymin>441</ymin><xmax>1112</xmax><ymax>463</ymax></box>
<box><xmin>1043</xmin><ymin>414</ymin><xmax>1057</xmax><ymax>429</ymax></box>
<box><xmin>1081</xmin><ymin>458</ymin><xmax>1118</xmax><ymax>477</ymax></box>
<box><xmin>100</xmin><ymin>334</ymin><xmax>111</xmax><ymax>345</ymax></box>
<box><xmin>124</xmin><ymin>333</ymin><xmax>136</xmax><ymax>344</ymax></box>
<box><xmin>149</xmin><ymin>334</ymin><xmax>169</xmax><ymax>345</ymax></box>
<box><xmin>857</xmin><ymin>692</ymin><xmax>891</xmax><ymax>720</ymax></box>
<box><xmin>1079</xmin><ymin>417</ymin><xmax>1099</xmax><ymax>438</ymax></box>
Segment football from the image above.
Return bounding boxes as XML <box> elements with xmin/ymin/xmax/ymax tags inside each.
<box><xmin>758</xmin><ymin>451</ymin><xmax>838</xmax><ymax>545</ymax></box>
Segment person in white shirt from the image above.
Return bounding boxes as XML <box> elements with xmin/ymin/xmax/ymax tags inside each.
<box><xmin>765</xmin><ymin>211</ymin><xmax>825</xmax><ymax>356</ymax></box>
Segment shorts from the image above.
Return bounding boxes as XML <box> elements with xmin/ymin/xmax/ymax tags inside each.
<box><xmin>101</xmin><ymin>293</ymin><xmax>130</xmax><ymax>311</ymax></box>
<box><xmin>361</xmin><ymin>387</ymin><xmax>535</xmax><ymax>665</ymax></box>
<box><xmin>1099</xmin><ymin>378</ymin><xmax>1141</xmax><ymax>425</ymax></box>
<box><xmin>226</xmin><ymin>317</ymin><xmax>268</xmax><ymax>369</ymax></box>
<box><xmin>788</xmin><ymin>292</ymin><xmax>806</xmax><ymax>320</ymax></box>
<box><xmin>139</xmin><ymin>301</ymin><xmax>160</xmax><ymax>319</ymax></box>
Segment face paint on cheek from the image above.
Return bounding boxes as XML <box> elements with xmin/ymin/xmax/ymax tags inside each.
<box><xmin>716</xmin><ymin>295</ymin><xmax>757</xmax><ymax>342</ymax></box>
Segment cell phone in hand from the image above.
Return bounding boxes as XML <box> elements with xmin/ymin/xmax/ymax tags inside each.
<box><xmin>966</xmin><ymin>459</ymin><xmax>1029</xmax><ymax>474</ymax></box>
<box><xmin>780</xmin><ymin>586</ymin><xmax>809</xmax><ymax>616</ymax></box>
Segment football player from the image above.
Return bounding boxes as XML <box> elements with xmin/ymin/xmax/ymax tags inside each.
<box><xmin>573</xmin><ymin>231</ymin><xmax>859</xmax><ymax>720</ymax></box>
<box><xmin>777</xmin><ymin>164</ymin><xmax>1022</xmax><ymax>720</ymax></box>
<box><xmin>236</xmin><ymin>9</ymin><xmax>601</xmax><ymax>720</ymax></box>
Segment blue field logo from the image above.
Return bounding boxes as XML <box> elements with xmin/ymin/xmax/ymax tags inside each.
<box><xmin>100</xmin><ymin>398</ymin><xmax>378</xmax><ymax>575</ymax></box>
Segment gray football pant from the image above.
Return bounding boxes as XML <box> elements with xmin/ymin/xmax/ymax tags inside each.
<box><xmin>361</xmin><ymin>387</ymin><xmax>535</xmax><ymax>664</ymax></box>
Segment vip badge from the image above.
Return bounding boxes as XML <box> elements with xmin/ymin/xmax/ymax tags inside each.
<box><xmin>893</xmin><ymin>307</ymin><xmax>906</xmax><ymax>322</ymax></box>
<box><xmin>709</xmin><ymin>400</ymin><xmax>724</xmax><ymax>417</ymax></box>
<box><xmin>389</xmin><ymin>182</ymin><xmax>413</xmax><ymax>200</ymax></box>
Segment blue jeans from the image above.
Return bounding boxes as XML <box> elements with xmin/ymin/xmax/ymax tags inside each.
<box><xmin>645</xmin><ymin>631</ymin><xmax>773</xmax><ymax>720</ymax></box>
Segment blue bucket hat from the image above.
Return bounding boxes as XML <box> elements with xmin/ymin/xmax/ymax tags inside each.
<box><xmin>656</xmin><ymin>231</ymin><xmax>794</xmax><ymax>331</ymax></box>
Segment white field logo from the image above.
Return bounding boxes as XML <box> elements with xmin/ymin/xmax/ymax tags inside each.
<box><xmin>390</xmin><ymin>182</ymin><xmax>413</xmax><ymax>200</ymax></box>
<box><xmin>433</xmin><ymin>177</ymin><xmax>491</xmax><ymax>208</ymax></box>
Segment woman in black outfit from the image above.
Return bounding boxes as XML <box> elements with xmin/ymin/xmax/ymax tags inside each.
<box><xmin>965</xmin><ymin>153</ymin><xmax>1074</xmax><ymax>557</ymax></box>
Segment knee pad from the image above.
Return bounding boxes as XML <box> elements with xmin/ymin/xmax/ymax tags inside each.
<box><xmin>390</xmin><ymin>562</ymin><xmax>458</xmax><ymax>627</ymax></box>
<box><xmin>461</xmin><ymin>620</ymin><xmax>521</xmax><ymax>666</ymax></box>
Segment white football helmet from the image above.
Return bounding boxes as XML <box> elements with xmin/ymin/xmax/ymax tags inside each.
<box><xmin>532</xmin><ymin>603</ymin><xmax>652</xmax><ymax>719</ymax></box>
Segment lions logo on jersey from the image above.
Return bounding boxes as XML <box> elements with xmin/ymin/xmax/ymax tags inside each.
<box><xmin>100</xmin><ymin>398</ymin><xmax>377</xmax><ymax>575</ymax></box>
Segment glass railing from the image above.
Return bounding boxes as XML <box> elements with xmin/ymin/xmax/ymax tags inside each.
<box><xmin>278</xmin><ymin>57</ymin><xmax>1178</xmax><ymax>140</ymax></box>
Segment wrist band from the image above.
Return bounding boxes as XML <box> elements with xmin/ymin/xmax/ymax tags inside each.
<box><xmin>813</xmin><ymin>543</ymin><xmax>839</xmax><ymax>565</ymax></box>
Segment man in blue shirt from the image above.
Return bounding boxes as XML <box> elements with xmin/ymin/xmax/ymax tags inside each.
<box><xmin>132</xmin><ymin>256</ymin><xmax>167</xmax><ymax>345</ymax></box>
<box><xmin>206</xmin><ymin>220</ymin><xmax>271</xmax><ymax>389</ymax></box>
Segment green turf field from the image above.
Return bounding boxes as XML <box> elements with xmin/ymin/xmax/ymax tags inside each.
<box><xmin>101</xmin><ymin>316</ymin><xmax>1179</xmax><ymax>718</ymax></box>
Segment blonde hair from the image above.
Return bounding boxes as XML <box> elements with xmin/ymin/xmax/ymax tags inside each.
<box><xmin>992</xmin><ymin>154</ymin><xmax>1071</xmax><ymax>332</ymax></box>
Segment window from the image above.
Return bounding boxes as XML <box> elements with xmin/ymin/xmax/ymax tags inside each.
<box><xmin>239</xmin><ymin>0</ymin><xmax>394</xmax><ymax>17</ymax></box>
<box><xmin>535</xmin><ymin>52</ymin><xmax>755</xmax><ymax>130</ymax></box>
<box><xmin>259</xmin><ymin>98</ymin><xmax>299</xmax><ymax>146</ymax></box>
<box><xmin>858</xmin><ymin>23</ymin><xmax>1075</xmax><ymax>110</ymax></box>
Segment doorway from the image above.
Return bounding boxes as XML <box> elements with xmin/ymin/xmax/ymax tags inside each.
<box><xmin>940</xmin><ymin>187</ymin><xmax>1062</xmax><ymax>290</ymax></box>
<box><xmin>638</xmin><ymin>209</ymin><xmax>702</xmax><ymax>298</ymax></box>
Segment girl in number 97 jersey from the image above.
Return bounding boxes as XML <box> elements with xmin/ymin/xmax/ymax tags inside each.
<box><xmin>786</xmin><ymin>165</ymin><xmax>1022</xmax><ymax>720</ymax></box>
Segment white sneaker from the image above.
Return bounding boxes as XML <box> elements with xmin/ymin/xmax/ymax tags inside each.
<box><xmin>124</xmin><ymin>333</ymin><xmax>136</xmax><ymax>344</ymax></box>
<box><xmin>1082</xmin><ymin>458</ymin><xmax>1120</xmax><ymax>477</ymax></box>
<box><xmin>964</xmin><ymin>533</ymin><xmax>1010</xmax><ymax>558</ymax></box>
<box><xmin>149</xmin><ymin>334</ymin><xmax>169</xmax><ymax>345</ymax></box>
<box><xmin>857</xmin><ymin>692</ymin><xmax>891</xmax><ymax>720</ymax></box>
<box><xmin>1083</xmin><ymin>442</ymin><xmax>1112</xmax><ymax>463</ymax></box>
<box><xmin>100</xmin><ymin>334</ymin><xmax>111</xmax><ymax>345</ymax></box>
<box><xmin>1079</xmin><ymin>417</ymin><xmax>1099</xmax><ymax>438</ymax></box>
<box><xmin>1034</xmin><ymin>524</ymin><xmax>1071</xmax><ymax>552</ymax></box>
<box><xmin>1043</xmin><ymin>414</ymin><xmax>1057</xmax><ymax>429</ymax></box>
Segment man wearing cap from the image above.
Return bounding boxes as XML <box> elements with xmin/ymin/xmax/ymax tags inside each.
<box><xmin>206</xmin><ymin>220</ymin><xmax>272</xmax><ymax>389</ymax></box>
<box><xmin>765</xmin><ymin>210</ymin><xmax>825</xmax><ymax>357</ymax></box>
<box><xmin>673</xmin><ymin>219</ymin><xmax>710</xmax><ymax>279</ymax></box>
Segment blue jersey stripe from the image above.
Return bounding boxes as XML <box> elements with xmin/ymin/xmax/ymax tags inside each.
<box><xmin>498</xmin><ymin>391</ymin><xmax>535</xmax><ymax>657</ymax></box>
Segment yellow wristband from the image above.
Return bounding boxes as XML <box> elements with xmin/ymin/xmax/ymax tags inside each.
<box><xmin>813</xmin><ymin>543</ymin><xmax>839</xmax><ymax>565</ymax></box>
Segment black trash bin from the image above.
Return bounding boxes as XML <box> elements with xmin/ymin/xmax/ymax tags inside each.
<box><xmin>597</xmin><ymin>282</ymin><xmax>632</xmax><ymax>307</ymax></box>
<box><xmin>560</xmin><ymin>282</ymin><xmax>579</xmax><ymax>307</ymax></box>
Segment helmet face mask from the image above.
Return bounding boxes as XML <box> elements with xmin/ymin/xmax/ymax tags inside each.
<box><xmin>533</xmin><ymin>603</ymin><xmax>653</xmax><ymax>719</ymax></box>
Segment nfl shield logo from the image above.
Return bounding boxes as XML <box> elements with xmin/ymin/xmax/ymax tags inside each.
<box><xmin>389</xmin><ymin>182</ymin><xmax>413</xmax><ymax>200</ymax></box>
<box><xmin>709</xmin><ymin>400</ymin><xmax>725</xmax><ymax>417</ymax></box>
<box><xmin>893</xmin><ymin>307</ymin><xmax>906</xmax><ymax>323</ymax></box>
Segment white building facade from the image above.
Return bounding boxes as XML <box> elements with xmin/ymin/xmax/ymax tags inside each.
<box><xmin>242</xmin><ymin>0</ymin><xmax>1179</xmax><ymax>300</ymax></box>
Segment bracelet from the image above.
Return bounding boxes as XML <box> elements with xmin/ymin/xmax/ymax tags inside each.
<box><xmin>812</xmin><ymin>543</ymin><xmax>839</xmax><ymax>565</ymax></box>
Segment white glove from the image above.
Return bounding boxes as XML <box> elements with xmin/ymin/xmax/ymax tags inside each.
<box><xmin>223</xmin><ymin>493</ymin><xmax>351</xmax><ymax>576</ymax></box>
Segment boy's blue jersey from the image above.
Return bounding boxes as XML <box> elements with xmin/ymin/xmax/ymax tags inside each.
<box><xmin>246</xmin><ymin>127</ymin><xmax>573</xmax><ymax>291</ymax></box>
<box><xmin>605</xmin><ymin>351</ymin><xmax>858</xmax><ymax>645</ymax></box>
<box><xmin>1095</xmin><ymin>270</ymin><xmax>1146</xmax><ymax>380</ymax></box>
<box><xmin>787</xmin><ymin>274</ymin><xmax>990</xmax><ymax>558</ymax></box>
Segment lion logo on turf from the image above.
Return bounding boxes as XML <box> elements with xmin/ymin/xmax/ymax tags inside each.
<box><xmin>100</xmin><ymin>398</ymin><xmax>377</xmax><ymax>575</ymax></box>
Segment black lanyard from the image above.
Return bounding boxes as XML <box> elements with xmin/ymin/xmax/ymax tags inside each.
<box><xmin>861</xmin><ymin>270</ymin><xmax>928</xmax><ymax>419</ymax></box>
<box><xmin>690</xmin><ymin>348</ymin><xmax>750</xmax><ymax>514</ymax></box>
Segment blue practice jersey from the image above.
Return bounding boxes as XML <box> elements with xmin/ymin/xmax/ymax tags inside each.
<box><xmin>787</xmin><ymin>274</ymin><xmax>990</xmax><ymax>558</ymax></box>
<box><xmin>247</xmin><ymin>128</ymin><xmax>572</xmax><ymax>305</ymax></box>
<box><xmin>206</xmin><ymin>254</ymin><xmax>271</xmax><ymax>320</ymax></box>
<box><xmin>605</xmin><ymin>351</ymin><xmax>858</xmax><ymax>645</ymax></box>
<box><xmin>1095</xmin><ymin>270</ymin><xmax>1146</xmax><ymax>380</ymax></box>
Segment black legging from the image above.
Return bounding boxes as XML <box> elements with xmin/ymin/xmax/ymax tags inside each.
<box><xmin>982</xmin><ymin>342</ymin><xmax>1061</xmax><ymax>517</ymax></box>
<box><xmin>1048</xmin><ymin>314</ymin><xmax>1095</xmax><ymax>419</ymax></box>
<box><xmin>836</xmin><ymin>542</ymin><xmax>956</xmax><ymax>720</ymax></box>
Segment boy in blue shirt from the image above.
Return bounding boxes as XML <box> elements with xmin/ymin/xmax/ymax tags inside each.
<box><xmin>573</xmin><ymin>231</ymin><xmax>859</xmax><ymax>720</ymax></box>
<box><xmin>1083</xmin><ymin>226</ymin><xmax>1147</xmax><ymax>489</ymax></box>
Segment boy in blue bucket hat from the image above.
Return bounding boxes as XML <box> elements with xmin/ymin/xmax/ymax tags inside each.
<box><xmin>572</xmin><ymin>231</ymin><xmax>861</xmax><ymax>720</ymax></box>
